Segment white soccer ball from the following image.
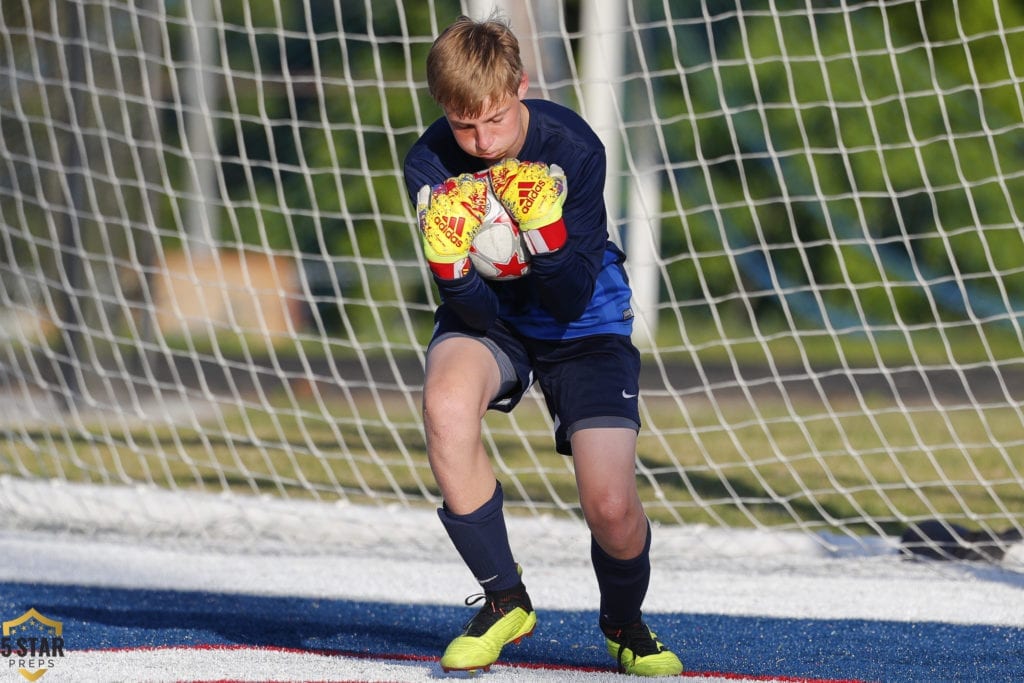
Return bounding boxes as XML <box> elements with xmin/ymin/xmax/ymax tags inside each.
<box><xmin>469</xmin><ymin>187</ymin><xmax>531</xmax><ymax>281</ymax></box>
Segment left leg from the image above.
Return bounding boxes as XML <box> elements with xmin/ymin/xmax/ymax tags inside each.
<box><xmin>573</xmin><ymin>427</ymin><xmax>682</xmax><ymax>677</ymax></box>
<box><xmin>535</xmin><ymin>333</ymin><xmax>682</xmax><ymax>676</ymax></box>
<box><xmin>573</xmin><ymin>426</ymin><xmax>652</xmax><ymax>632</ymax></box>
<box><xmin>572</xmin><ymin>426</ymin><xmax>647</xmax><ymax>560</ymax></box>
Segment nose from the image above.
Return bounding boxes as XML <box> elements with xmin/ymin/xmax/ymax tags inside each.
<box><xmin>475</xmin><ymin>129</ymin><xmax>492</xmax><ymax>154</ymax></box>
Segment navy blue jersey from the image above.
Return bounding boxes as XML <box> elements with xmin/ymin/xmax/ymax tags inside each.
<box><xmin>404</xmin><ymin>99</ymin><xmax>634</xmax><ymax>340</ymax></box>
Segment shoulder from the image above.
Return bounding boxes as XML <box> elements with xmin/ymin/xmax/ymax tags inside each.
<box><xmin>524</xmin><ymin>100</ymin><xmax>604</xmax><ymax>155</ymax></box>
<box><xmin>521</xmin><ymin>100</ymin><xmax>605</xmax><ymax>202</ymax></box>
<box><xmin>521</xmin><ymin>100</ymin><xmax>605</xmax><ymax>186</ymax></box>
<box><xmin>404</xmin><ymin>117</ymin><xmax>453</xmax><ymax>172</ymax></box>
<box><xmin>403</xmin><ymin>117</ymin><xmax>472</xmax><ymax>199</ymax></box>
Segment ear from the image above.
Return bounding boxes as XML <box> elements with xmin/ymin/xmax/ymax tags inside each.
<box><xmin>517</xmin><ymin>73</ymin><xmax>529</xmax><ymax>99</ymax></box>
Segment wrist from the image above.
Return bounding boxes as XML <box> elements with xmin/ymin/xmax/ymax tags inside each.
<box><xmin>521</xmin><ymin>218</ymin><xmax>567</xmax><ymax>254</ymax></box>
<box><xmin>429</xmin><ymin>256</ymin><xmax>472</xmax><ymax>279</ymax></box>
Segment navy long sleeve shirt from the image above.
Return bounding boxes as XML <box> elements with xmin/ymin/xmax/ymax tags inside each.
<box><xmin>403</xmin><ymin>99</ymin><xmax>634</xmax><ymax>340</ymax></box>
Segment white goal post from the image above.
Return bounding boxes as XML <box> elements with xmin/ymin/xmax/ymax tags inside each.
<box><xmin>1</xmin><ymin>0</ymin><xmax>1022</xmax><ymax>558</ymax></box>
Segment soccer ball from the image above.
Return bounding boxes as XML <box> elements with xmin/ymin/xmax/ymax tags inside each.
<box><xmin>469</xmin><ymin>187</ymin><xmax>531</xmax><ymax>281</ymax></box>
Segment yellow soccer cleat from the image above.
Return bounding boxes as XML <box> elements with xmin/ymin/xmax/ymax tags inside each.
<box><xmin>440</xmin><ymin>583</ymin><xmax>536</xmax><ymax>673</ymax></box>
<box><xmin>603</xmin><ymin>619</ymin><xmax>684</xmax><ymax>677</ymax></box>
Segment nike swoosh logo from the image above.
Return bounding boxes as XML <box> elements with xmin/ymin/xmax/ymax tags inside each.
<box><xmin>622</xmin><ymin>390</ymin><xmax>637</xmax><ymax>399</ymax></box>
<box><xmin>479</xmin><ymin>574</ymin><xmax>499</xmax><ymax>585</ymax></box>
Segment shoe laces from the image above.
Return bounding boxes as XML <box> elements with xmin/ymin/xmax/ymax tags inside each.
<box><xmin>604</xmin><ymin>620</ymin><xmax>665</xmax><ymax>670</ymax></box>
<box><xmin>461</xmin><ymin>584</ymin><xmax>531</xmax><ymax>637</ymax></box>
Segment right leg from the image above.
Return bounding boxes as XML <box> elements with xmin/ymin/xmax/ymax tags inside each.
<box><xmin>424</xmin><ymin>334</ymin><xmax>536</xmax><ymax>672</ymax></box>
<box><xmin>422</xmin><ymin>335</ymin><xmax>502</xmax><ymax>514</ymax></box>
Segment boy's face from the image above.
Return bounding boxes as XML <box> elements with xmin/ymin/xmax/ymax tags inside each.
<box><xmin>444</xmin><ymin>75</ymin><xmax>529</xmax><ymax>163</ymax></box>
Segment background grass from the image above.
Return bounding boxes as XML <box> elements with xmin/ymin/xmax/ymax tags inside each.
<box><xmin>6</xmin><ymin>363</ymin><xmax>1021</xmax><ymax>539</ymax></box>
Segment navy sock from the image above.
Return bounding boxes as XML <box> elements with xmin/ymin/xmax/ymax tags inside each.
<box><xmin>592</xmin><ymin>521</ymin><xmax>652</xmax><ymax>628</ymax></box>
<box><xmin>437</xmin><ymin>481</ymin><xmax>521</xmax><ymax>592</ymax></box>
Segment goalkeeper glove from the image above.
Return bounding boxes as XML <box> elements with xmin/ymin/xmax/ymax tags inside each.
<box><xmin>489</xmin><ymin>159</ymin><xmax>568</xmax><ymax>254</ymax></box>
<box><xmin>417</xmin><ymin>174</ymin><xmax>489</xmax><ymax>279</ymax></box>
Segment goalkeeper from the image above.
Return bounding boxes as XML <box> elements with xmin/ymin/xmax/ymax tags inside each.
<box><xmin>403</xmin><ymin>15</ymin><xmax>683</xmax><ymax>678</ymax></box>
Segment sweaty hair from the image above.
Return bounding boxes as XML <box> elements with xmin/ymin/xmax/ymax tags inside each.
<box><xmin>426</xmin><ymin>16</ymin><xmax>523</xmax><ymax>118</ymax></box>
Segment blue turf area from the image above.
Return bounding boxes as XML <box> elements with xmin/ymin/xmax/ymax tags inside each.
<box><xmin>2</xmin><ymin>582</ymin><xmax>1022</xmax><ymax>682</ymax></box>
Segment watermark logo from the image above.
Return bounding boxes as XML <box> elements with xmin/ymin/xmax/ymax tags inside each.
<box><xmin>2</xmin><ymin>609</ymin><xmax>65</xmax><ymax>681</ymax></box>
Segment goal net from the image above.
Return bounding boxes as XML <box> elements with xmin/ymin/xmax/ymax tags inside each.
<box><xmin>1</xmin><ymin>0</ymin><xmax>1022</xmax><ymax>558</ymax></box>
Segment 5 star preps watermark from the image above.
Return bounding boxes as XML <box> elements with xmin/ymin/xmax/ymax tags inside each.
<box><xmin>2</xmin><ymin>609</ymin><xmax>65</xmax><ymax>681</ymax></box>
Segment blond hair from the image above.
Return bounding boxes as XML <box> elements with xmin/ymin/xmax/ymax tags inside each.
<box><xmin>426</xmin><ymin>16</ymin><xmax>523</xmax><ymax>118</ymax></box>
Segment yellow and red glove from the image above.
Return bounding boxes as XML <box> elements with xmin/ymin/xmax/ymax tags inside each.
<box><xmin>417</xmin><ymin>174</ymin><xmax>489</xmax><ymax>279</ymax></box>
<box><xmin>488</xmin><ymin>159</ymin><xmax>568</xmax><ymax>254</ymax></box>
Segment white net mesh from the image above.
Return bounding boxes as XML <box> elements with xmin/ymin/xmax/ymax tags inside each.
<box><xmin>1</xmin><ymin>0</ymin><xmax>1022</xmax><ymax>556</ymax></box>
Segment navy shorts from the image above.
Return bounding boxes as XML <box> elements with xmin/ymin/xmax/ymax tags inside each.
<box><xmin>430</xmin><ymin>306</ymin><xmax>641</xmax><ymax>455</ymax></box>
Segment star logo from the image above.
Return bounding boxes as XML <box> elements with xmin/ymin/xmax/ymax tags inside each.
<box><xmin>2</xmin><ymin>608</ymin><xmax>66</xmax><ymax>681</ymax></box>
<box><xmin>492</xmin><ymin>252</ymin><xmax>529</xmax><ymax>278</ymax></box>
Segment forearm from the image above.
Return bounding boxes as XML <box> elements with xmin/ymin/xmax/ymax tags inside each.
<box><xmin>434</xmin><ymin>271</ymin><xmax>500</xmax><ymax>331</ymax></box>
<box><xmin>528</xmin><ymin>248</ymin><xmax>597</xmax><ymax>324</ymax></box>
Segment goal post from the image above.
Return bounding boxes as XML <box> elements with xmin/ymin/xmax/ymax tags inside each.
<box><xmin>1</xmin><ymin>0</ymin><xmax>1022</xmax><ymax>557</ymax></box>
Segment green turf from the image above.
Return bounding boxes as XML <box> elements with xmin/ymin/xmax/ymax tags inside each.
<box><xmin>6</xmin><ymin>383</ymin><xmax>1021</xmax><ymax>538</ymax></box>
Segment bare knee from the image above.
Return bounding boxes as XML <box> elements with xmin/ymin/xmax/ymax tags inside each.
<box><xmin>422</xmin><ymin>337</ymin><xmax>501</xmax><ymax>434</ymax></box>
<box><xmin>421</xmin><ymin>385</ymin><xmax>484</xmax><ymax>467</ymax></box>
<box><xmin>421</xmin><ymin>379</ymin><xmax>497</xmax><ymax>513</ymax></box>
<box><xmin>584</xmin><ymin>492</ymin><xmax>635</xmax><ymax>533</ymax></box>
<box><xmin>422</xmin><ymin>383</ymin><xmax>478</xmax><ymax>432</ymax></box>
<box><xmin>583</xmin><ymin>493</ymin><xmax>647</xmax><ymax>558</ymax></box>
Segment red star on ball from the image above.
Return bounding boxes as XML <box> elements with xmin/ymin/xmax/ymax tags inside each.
<box><xmin>493</xmin><ymin>252</ymin><xmax>528</xmax><ymax>278</ymax></box>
